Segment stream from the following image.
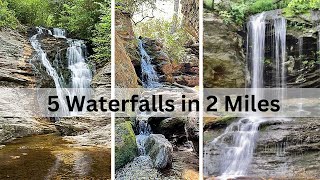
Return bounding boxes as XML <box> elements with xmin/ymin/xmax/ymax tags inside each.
<box><xmin>0</xmin><ymin>134</ymin><xmax>110</xmax><ymax>179</ymax></box>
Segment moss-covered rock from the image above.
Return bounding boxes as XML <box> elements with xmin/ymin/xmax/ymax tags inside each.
<box><xmin>115</xmin><ymin>120</ymin><xmax>138</xmax><ymax>169</ymax></box>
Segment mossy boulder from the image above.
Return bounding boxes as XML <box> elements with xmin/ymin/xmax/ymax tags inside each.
<box><xmin>115</xmin><ymin>121</ymin><xmax>138</xmax><ymax>169</ymax></box>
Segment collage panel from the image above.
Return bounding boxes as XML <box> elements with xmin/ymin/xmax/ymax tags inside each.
<box><xmin>115</xmin><ymin>0</ymin><xmax>200</xmax><ymax>179</ymax></box>
<box><xmin>0</xmin><ymin>0</ymin><xmax>111</xmax><ymax>179</ymax></box>
<box><xmin>203</xmin><ymin>0</ymin><xmax>320</xmax><ymax>179</ymax></box>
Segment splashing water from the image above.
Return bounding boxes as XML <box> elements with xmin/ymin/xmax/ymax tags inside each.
<box><xmin>204</xmin><ymin>11</ymin><xmax>287</xmax><ymax>179</ymax></box>
<box><xmin>136</xmin><ymin>112</ymin><xmax>152</xmax><ymax>156</ymax></box>
<box><xmin>30</xmin><ymin>27</ymin><xmax>92</xmax><ymax>116</ymax></box>
<box><xmin>53</xmin><ymin>28</ymin><xmax>66</xmax><ymax>38</ymax></box>
<box><xmin>30</xmin><ymin>27</ymin><xmax>69</xmax><ymax>114</ymax></box>
<box><xmin>67</xmin><ymin>39</ymin><xmax>92</xmax><ymax>99</ymax></box>
<box><xmin>138</xmin><ymin>39</ymin><xmax>161</xmax><ymax>88</ymax></box>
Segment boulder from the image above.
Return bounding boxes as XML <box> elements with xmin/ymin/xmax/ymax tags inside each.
<box><xmin>203</xmin><ymin>13</ymin><xmax>246</xmax><ymax>88</ymax></box>
<box><xmin>157</xmin><ymin>117</ymin><xmax>186</xmax><ymax>142</ymax></box>
<box><xmin>115</xmin><ymin>120</ymin><xmax>138</xmax><ymax>169</ymax></box>
<box><xmin>145</xmin><ymin>134</ymin><xmax>173</xmax><ymax>169</ymax></box>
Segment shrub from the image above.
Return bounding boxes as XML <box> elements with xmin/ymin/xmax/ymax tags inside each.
<box><xmin>0</xmin><ymin>0</ymin><xmax>18</xmax><ymax>29</ymax></box>
<box><xmin>134</xmin><ymin>18</ymin><xmax>192</xmax><ymax>63</ymax></box>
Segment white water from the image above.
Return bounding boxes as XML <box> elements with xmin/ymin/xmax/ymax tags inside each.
<box><xmin>135</xmin><ymin>39</ymin><xmax>161</xmax><ymax>156</ymax></box>
<box><xmin>138</xmin><ymin>39</ymin><xmax>161</xmax><ymax>88</ymax></box>
<box><xmin>204</xmin><ymin>11</ymin><xmax>287</xmax><ymax>179</ymax></box>
<box><xmin>136</xmin><ymin>114</ymin><xmax>152</xmax><ymax>155</ymax></box>
<box><xmin>53</xmin><ymin>28</ymin><xmax>66</xmax><ymax>38</ymax></box>
<box><xmin>67</xmin><ymin>39</ymin><xmax>92</xmax><ymax>100</ymax></box>
<box><xmin>30</xmin><ymin>27</ymin><xmax>69</xmax><ymax>114</ymax></box>
<box><xmin>30</xmin><ymin>27</ymin><xmax>92</xmax><ymax>116</ymax></box>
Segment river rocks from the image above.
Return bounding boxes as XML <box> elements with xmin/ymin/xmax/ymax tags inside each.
<box><xmin>156</xmin><ymin>117</ymin><xmax>187</xmax><ymax>142</ymax></box>
<box><xmin>115</xmin><ymin>156</ymin><xmax>166</xmax><ymax>179</ymax></box>
<box><xmin>115</xmin><ymin>120</ymin><xmax>138</xmax><ymax>169</ymax></box>
<box><xmin>145</xmin><ymin>134</ymin><xmax>173</xmax><ymax>169</ymax></box>
<box><xmin>204</xmin><ymin>13</ymin><xmax>247</xmax><ymax>88</ymax></box>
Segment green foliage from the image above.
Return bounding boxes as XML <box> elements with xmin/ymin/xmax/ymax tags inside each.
<box><xmin>57</xmin><ymin>0</ymin><xmax>102</xmax><ymax>39</ymax></box>
<box><xmin>135</xmin><ymin>18</ymin><xmax>192</xmax><ymax>63</ymax></box>
<box><xmin>6</xmin><ymin>0</ymin><xmax>54</xmax><ymax>27</ymax></box>
<box><xmin>3</xmin><ymin>0</ymin><xmax>111</xmax><ymax>66</ymax></box>
<box><xmin>284</xmin><ymin>0</ymin><xmax>320</xmax><ymax>16</ymax></box>
<box><xmin>204</xmin><ymin>0</ymin><xmax>214</xmax><ymax>10</ymax></box>
<box><xmin>116</xmin><ymin>0</ymin><xmax>157</xmax><ymax>14</ymax></box>
<box><xmin>91</xmin><ymin>0</ymin><xmax>111</xmax><ymax>68</ymax></box>
<box><xmin>0</xmin><ymin>0</ymin><xmax>18</xmax><ymax>29</ymax></box>
<box><xmin>248</xmin><ymin>0</ymin><xmax>278</xmax><ymax>14</ymax></box>
<box><xmin>211</xmin><ymin>0</ymin><xmax>318</xmax><ymax>25</ymax></box>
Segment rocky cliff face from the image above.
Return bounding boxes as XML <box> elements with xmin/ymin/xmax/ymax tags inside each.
<box><xmin>204</xmin><ymin>117</ymin><xmax>320</xmax><ymax>179</ymax></box>
<box><xmin>0</xmin><ymin>29</ymin><xmax>55</xmax><ymax>143</ymax></box>
<box><xmin>0</xmin><ymin>30</ymin><xmax>35</xmax><ymax>87</ymax></box>
<box><xmin>204</xmin><ymin>13</ymin><xmax>247</xmax><ymax>88</ymax></box>
<box><xmin>115</xmin><ymin>11</ymin><xmax>140</xmax><ymax>88</ymax></box>
<box><xmin>139</xmin><ymin>37</ymin><xmax>199</xmax><ymax>87</ymax></box>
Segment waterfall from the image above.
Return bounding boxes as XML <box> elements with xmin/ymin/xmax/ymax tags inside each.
<box><xmin>67</xmin><ymin>39</ymin><xmax>92</xmax><ymax>99</ymax></box>
<box><xmin>138</xmin><ymin>39</ymin><xmax>161</xmax><ymax>88</ymax></box>
<box><xmin>53</xmin><ymin>28</ymin><xmax>66</xmax><ymax>38</ymax></box>
<box><xmin>30</xmin><ymin>27</ymin><xmax>69</xmax><ymax>114</ymax></box>
<box><xmin>204</xmin><ymin>11</ymin><xmax>287</xmax><ymax>179</ymax></box>
<box><xmin>134</xmin><ymin>39</ymin><xmax>161</xmax><ymax>156</ymax></box>
<box><xmin>30</xmin><ymin>27</ymin><xmax>92</xmax><ymax>116</ymax></box>
<box><xmin>136</xmin><ymin>114</ymin><xmax>152</xmax><ymax>156</ymax></box>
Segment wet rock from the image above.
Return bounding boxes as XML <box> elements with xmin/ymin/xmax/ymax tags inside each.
<box><xmin>115</xmin><ymin>120</ymin><xmax>138</xmax><ymax>169</ymax></box>
<box><xmin>0</xmin><ymin>118</ymin><xmax>56</xmax><ymax>144</ymax></box>
<box><xmin>185</xmin><ymin>114</ymin><xmax>199</xmax><ymax>153</ymax></box>
<box><xmin>156</xmin><ymin>117</ymin><xmax>187</xmax><ymax>142</ymax></box>
<box><xmin>55</xmin><ymin>122</ymin><xmax>89</xmax><ymax>136</ymax></box>
<box><xmin>145</xmin><ymin>134</ymin><xmax>173</xmax><ymax>169</ymax></box>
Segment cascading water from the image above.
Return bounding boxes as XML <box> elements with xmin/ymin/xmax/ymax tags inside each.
<box><xmin>204</xmin><ymin>11</ymin><xmax>287</xmax><ymax>179</ymax></box>
<box><xmin>30</xmin><ymin>27</ymin><xmax>69</xmax><ymax>114</ymax></box>
<box><xmin>67</xmin><ymin>39</ymin><xmax>92</xmax><ymax>101</ymax></box>
<box><xmin>138</xmin><ymin>39</ymin><xmax>161</xmax><ymax>88</ymax></box>
<box><xmin>30</xmin><ymin>27</ymin><xmax>92</xmax><ymax>116</ymax></box>
<box><xmin>134</xmin><ymin>39</ymin><xmax>162</xmax><ymax>156</ymax></box>
<box><xmin>53</xmin><ymin>28</ymin><xmax>66</xmax><ymax>38</ymax></box>
<box><xmin>136</xmin><ymin>114</ymin><xmax>152</xmax><ymax>155</ymax></box>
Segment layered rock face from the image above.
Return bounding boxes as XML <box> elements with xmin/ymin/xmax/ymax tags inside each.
<box><xmin>204</xmin><ymin>13</ymin><xmax>247</xmax><ymax>88</ymax></box>
<box><xmin>0</xmin><ymin>29</ymin><xmax>56</xmax><ymax>143</ymax></box>
<box><xmin>115</xmin><ymin>11</ymin><xmax>140</xmax><ymax>88</ymax></box>
<box><xmin>250</xmin><ymin>118</ymin><xmax>320</xmax><ymax>178</ymax></box>
<box><xmin>205</xmin><ymin>118</ymin><xmax>320</xmax><ymax>179</ymax></box>
<box><xmin>0</xmin><ymin>30</ymin><xmax>35</xmax><ymax>87</ymax></box>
